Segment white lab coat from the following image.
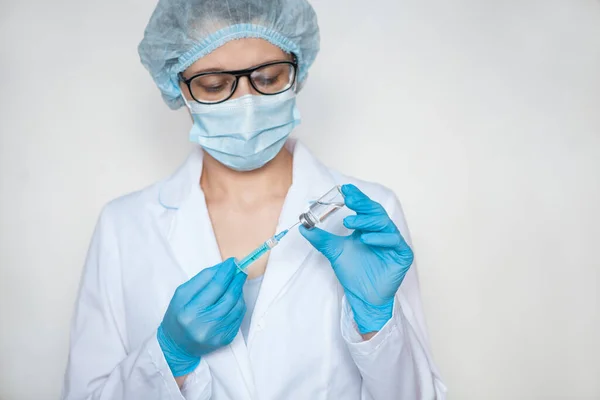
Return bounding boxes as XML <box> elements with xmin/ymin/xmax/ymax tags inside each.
<box><xmin>63</xmin><ymin>140</ymin><xmax>446</xmax><ymax>400</ymax></box>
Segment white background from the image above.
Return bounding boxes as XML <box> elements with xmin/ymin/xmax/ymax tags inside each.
<box><xmin>1</xmin><ymin>0</ymin><xmax>599</xmax><ymax>399</ymax></box>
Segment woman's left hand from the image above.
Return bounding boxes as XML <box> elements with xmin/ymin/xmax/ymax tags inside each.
<box><xmin>300</xmin><ymin>184</ymin><xmax>414</xmax><ymax>335</ymax></box>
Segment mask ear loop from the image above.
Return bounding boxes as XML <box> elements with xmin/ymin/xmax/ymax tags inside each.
<box><xmin>181</xmin><ymin>93</ymin><xmax>192</xmax><ymax>108</ymax></box>
<box><xmin>177</xmin><ymin>72</ymin><xmax>194</xmax><ymax>109</ymax></box>
<box><xmin>178</xmin><ymin>75</ymin><xmax>197</xmax><ymax>124</ymax></box>
<box><xmin>181</xmin><ymin>92</ymin><xmax>193</xmax><ymax>109</ymax></box>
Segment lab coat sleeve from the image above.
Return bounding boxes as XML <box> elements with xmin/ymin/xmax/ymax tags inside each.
<box><xmin>62</xmin><ymin>205</ymin><xmax>212</xmax><ymax>400</ymax></box>
<box><xmin>340</xmin><ymin>193</ymin><xmax>447</xmax><ymax>400</ymax></box>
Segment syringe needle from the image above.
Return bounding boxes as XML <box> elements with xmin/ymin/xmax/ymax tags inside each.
<box><xmin>286</xmin><ymin>221</ymin><xmax>301</xmax><ymax>231</ymax></box>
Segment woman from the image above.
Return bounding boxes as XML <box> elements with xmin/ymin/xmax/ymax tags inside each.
<box><xmin>63</xmin><ymin>0</ymin><xmax>446</xmax><ymax>399</ymax></box>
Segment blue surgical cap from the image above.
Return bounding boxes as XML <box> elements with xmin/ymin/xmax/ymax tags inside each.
<box><xmin>138</xmin><ymin>0</ymin><xmax>320</xmax><ymax>110</ymax></box>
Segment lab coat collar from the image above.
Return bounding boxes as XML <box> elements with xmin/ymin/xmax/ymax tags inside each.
<box><xmin>157</xmin><ymin>139</ymin><xmax>336</xmax><ymax>212</ymax></box>
<box><xmin>157</xmin><ymin>139</ymin><xmax>338</xmax><ymax>398</ymax></box>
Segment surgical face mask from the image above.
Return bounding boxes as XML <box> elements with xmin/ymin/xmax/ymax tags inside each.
<box><xmin>183</xmin><ymin>90</ymin><xmax>301</xmax><ymax>171</ymax></box>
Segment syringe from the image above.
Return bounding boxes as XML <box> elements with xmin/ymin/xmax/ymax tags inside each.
<box><xmin>235</xmin><ymin>229</ymin><xmax>291</xmax><ymax>273</ymax></box>
<box><xmin>234</xmin><ymin>185</ymin><xmax>346</xmax><ymax>273</ymax></box>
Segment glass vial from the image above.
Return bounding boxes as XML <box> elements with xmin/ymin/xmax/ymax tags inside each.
<box><xmin>299</xmin><ymin>185</ymin><xmax>346</xmax><ymax>229</ymax></box>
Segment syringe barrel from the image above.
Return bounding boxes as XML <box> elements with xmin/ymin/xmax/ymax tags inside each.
<box><xmin>300</xmin><ymin>185</ymin><xmax>345</xmax><ymax>229</ymax></box>
<box><xmin>235</xmin><ymin>243</ymin><xmax>268</xmax><ymax>273</ymax></box>
<box><xmin>235</xmin><ymin>231</ymin><xmax>287</xmax><ymax>274</ymax></box>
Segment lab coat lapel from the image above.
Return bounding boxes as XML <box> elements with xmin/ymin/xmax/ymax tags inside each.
<box><xmin>160</xmin><ymin>148</ymin><xmax>222</xmax><ymax>279</ymax></box>
<box><xmin>159</xmin><ymin>148</ymin><xmax>256</xmax><ymax>398</ymax></box>
<box><xmin>247</xmin><ymin>141</ymin><xmax>338</xmax><ymax>345</ymax></box>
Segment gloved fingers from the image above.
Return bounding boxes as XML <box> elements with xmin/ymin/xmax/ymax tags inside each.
<box><xmin>391</xmin><ymin>246</ymin><xmax>415</xmax><ymax>266</ymax></box>
<box><xmin>299</xmin><ymin>225</ymin><xmax>345</xmax><ymax>261</ymax></box>
<box><xmin>219</xmin><ymin>298</ymin><xmax>246</xmax><ymax>346</ymax></box>
<box><xmin>189</xmin><ymin>296</ymin><xmax>245</xmax><ymax>345</ymax></box>
<box><xmin>190</xmin><ymin>258</ymin><xmax>237</xmax><ymax>308</ymax></box>
<box><xmin>173</xmin><ymin>263</ymin><xmax>220</xmax><ymax>304</ymax></box>
<box><xmin>359</xmin><ymin>232</ymin><xmax>404</xmax><ymax>248</ymax></box>
<box><xmin>219</xmin><ymin>295</ymin><xmax>247</xmax><ymax>330</ymax></box>
<box><xmin>344</xmin><ymin>214</ymin><xmax>396</xmax><ymax>233</ymax></box>
<box><xmin>341</xmin><ymin>184</ymin><xmax>387</xmax><ymax>216</ymax></box>
<box><xmin>208</xmin><ymin>272</ymin><xmax>247</xmax><ymax>317</ymax></box>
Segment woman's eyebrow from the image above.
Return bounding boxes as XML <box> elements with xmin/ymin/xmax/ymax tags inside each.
<box><xmin>187</xmin><ymin>57</ymin><xmax>292</xmax><ymax>76</ymax></box>
<box><xmin>187</xmin><ymin>66</ymin><xmax>227</xmax><ymax>75</ymax></box>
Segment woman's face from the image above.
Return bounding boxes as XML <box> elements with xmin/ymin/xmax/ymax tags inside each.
<box><xmin>179</xmin><ymin>38</ymin><xmax>294</xmax><ymax>102</ymax></box>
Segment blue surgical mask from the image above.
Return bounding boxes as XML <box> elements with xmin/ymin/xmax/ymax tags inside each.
<box><xmin>183</xmin><ymin>90</ymin><xmax>301</xmax><ymax>171</ymax></box>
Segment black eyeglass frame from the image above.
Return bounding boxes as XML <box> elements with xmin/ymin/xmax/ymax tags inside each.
<box><xmin>178</xmin><ymin>59</ymin><xmax>298</xmax><ymax>105</ymax></box>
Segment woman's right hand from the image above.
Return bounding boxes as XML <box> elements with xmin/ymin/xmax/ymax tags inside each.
<box><xmin>157</xmin><ymin>258</ymin><xmax>247</xmax><ymax>378</ymax></box>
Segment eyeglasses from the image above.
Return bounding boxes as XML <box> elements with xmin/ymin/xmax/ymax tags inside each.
<box><xmin>179</xmin><ymin>60</ymin><xmax>298</xmax><ymax>105</ymax></box>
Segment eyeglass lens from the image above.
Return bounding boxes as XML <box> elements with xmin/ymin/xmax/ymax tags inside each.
<box><xmin>189</xmin><ymin>62</ymin><xmax>295</xmax><ymax>103</ymax></box>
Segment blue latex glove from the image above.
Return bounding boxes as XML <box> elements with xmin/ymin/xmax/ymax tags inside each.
<box><xmin>157</xmin><ymin>258</ymin><xmax>247</xmax><ymax>376</ymax></box>
<box><xmin>300</xmin><ymin>184</ymin><xmax>414</xmax><ymax>334</ymax></box>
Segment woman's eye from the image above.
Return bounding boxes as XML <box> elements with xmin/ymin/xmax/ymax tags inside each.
<box><xmin>256</xmin><ymin>76</ymin><xmax>278</xmax><ymax>86</ymax></box>
<box><xmin>193</xmin><ymin>75</ymin><xmax>233</xmax><ymax>94</ymax></box>
<box><xmin>203</xmin><ymin>85</ymin><xmax>227</xmax><ymax>93</ymax></box>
